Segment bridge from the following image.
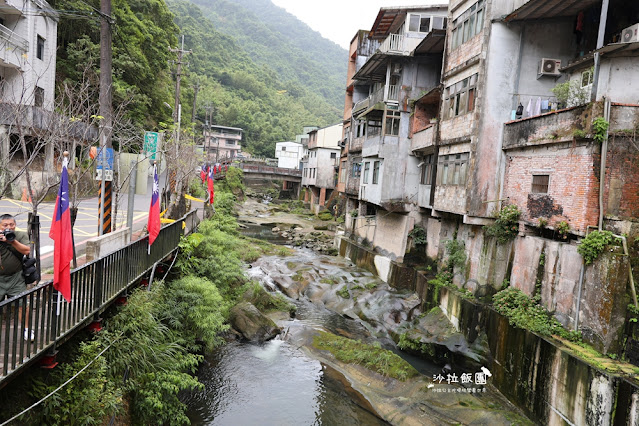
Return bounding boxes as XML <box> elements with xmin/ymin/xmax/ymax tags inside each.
<box><xmin>235</xmin><ymin>162</ymin><xmax>302</xmax><ymax>198</ymax></box>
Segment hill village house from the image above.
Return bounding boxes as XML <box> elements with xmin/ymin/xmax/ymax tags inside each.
<box><xmin>292</xmin><ymin>0</ymin><xmax>639</xmax><ymax>358</ymax></box>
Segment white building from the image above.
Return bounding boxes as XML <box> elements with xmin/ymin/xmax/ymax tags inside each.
<box><xmin>275</xmin><ymin>141</ymin><xmax>304</xmax><ymax>169</ymax></box>
<box><xmin>0</xmin><ymin>0</ymin><xmax>61</xmax><ymax>197</ymax></box>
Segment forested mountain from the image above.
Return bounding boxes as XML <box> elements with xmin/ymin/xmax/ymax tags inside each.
<box><xmin>50</xmin><ymin>0</ymin><xmax>345</xmax><ymax>156</ymax></box>
<box><xmin>167</xmin><ymin>0</ymin><xmax>343</xmax><ymax>155</ymax></box>
<box><xmin>189</xmin><ymin>0</ymin><xmax>348</xmax><ymax>111</ymax></box>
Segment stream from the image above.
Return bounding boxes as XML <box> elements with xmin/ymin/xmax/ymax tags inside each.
<box><xmin>184</xmin><ymin>224</ymin><xmax>529</xmax><ymax>425</ymax></box>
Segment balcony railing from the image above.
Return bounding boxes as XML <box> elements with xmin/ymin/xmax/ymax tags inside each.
<box><xmin>353</xmin><ymin>85</ymin><xmax>400</xmax><ymax>117</ymax></box>
<box><xmin>0</xmin><ymin>24</ymin><xmax>28</xmax><ymax>52</ymax></box>
<box><xmin>379</xmin><ymin>33</ymin><xmax>406</xmax><ymax>55</ymax></box>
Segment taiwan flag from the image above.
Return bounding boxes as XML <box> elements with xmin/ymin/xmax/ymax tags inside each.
<box><xmin>200</xmin><ymin>164</ymin><xmax>207</xmax><ymax>183</ymax></box>
<box><xmin>207</xmin><ymin>166</ymin><xmax>215</xmax><ymax>204</ymax></box>
<box><xmin>147</xmin><ymin>163</ymin><xmax>160</xmax><ymax>250</ymax></box>
<box><xmin>49</xmin><ymin>156</ymin><xmax>73</xmax><ymax>302</ymax></box>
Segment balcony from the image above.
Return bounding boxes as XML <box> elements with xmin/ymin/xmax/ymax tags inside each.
<box><xmin>353</xmin><ymin>85</ymin><xmax>399</xmax><ymax>118</ymax></box>
<box><xmin>411</xmin><ymin>123</ymin><xmax>436</xmax><ymax>152</ymax></box>
<box><xmin>0</xmin><ymin>24</ymin><xmax>27</xmax><ymax>52</ymax></box>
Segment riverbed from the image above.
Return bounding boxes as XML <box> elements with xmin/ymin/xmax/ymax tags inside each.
<box><xmin>184</xmin><ymin>228</ymin><xmax>531</xmax><ymax>425</ymax></box>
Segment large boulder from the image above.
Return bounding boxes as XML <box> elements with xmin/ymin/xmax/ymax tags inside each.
<box><xmin>229</xmin><ymin>302</ymin><xmax>281</xmax><ymax>342</ymax></box>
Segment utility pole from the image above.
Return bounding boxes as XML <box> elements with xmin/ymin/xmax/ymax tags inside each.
<box><xmin>168</xmin><ymin>36</ymin><xmax>190</xmax><ymax>218</ymax></box>
<box><xmin>98</xmin><ymin>0</ymin><xmax>113</xmax><ymax>236</ymax></box>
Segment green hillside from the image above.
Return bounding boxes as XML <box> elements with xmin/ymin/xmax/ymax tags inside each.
<box><xmin>51</xmin><ymin>0</ymin><xmax>345</xmax><ymax>157</ymax></box>
<box><xmin>189</xmin><ymin>0</ymin><xmax>348</xmax><ymax>111</ymax></box>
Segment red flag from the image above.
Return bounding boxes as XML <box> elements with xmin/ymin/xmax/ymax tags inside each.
<box><xmin>147</xmin><ymin>164</ymin><xmax>161</xmax><ymax>248</ymax></box>
<box><xmin>49</xmin><ymin>157</ymin><xmax>73</xmax><ymax>302</ymax></box>
<box><xmin>207</xmin><ymin>166</ymin><xmax>215</xmax><ymax>204</ymax></box>
<box><xmin>200</xmin><ymin>164</ymin><xmax>206</xmax><ymax>183</ymax></box>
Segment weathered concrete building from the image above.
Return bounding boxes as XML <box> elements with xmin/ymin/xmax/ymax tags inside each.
<box><xmin>342</xmin><ymin>5</ymin><xmax>448</xmax><ymax>261</ymax></box>
<box><xmin>203</xmin><ymin>125</ymin><xmax>243</xmax><ymax>162</ymax></box>
<box><xmin>301</xmin><ymin>123</ymin><xmax>342</xmax><ymax>212</ymax></box>
<box><xmin>0</xmin><ymin>0</ymin><xmax>63</xmax><ymax>196</ymax></box>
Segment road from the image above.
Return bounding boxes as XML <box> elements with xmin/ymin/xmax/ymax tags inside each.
<box><xmin>0</xmin><ymin>172</ymin><xmax>207</xmax><ymax>269</ymax></box>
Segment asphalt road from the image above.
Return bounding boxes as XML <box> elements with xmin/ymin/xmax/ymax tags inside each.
<box><xmin>0</xmin><ymin>171</ymin><xmax>205</xmax><ymax>269</ymax></box>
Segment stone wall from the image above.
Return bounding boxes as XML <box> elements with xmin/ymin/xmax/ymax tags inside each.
<box><xmin>337</xmin><ymin>235</ymin><xmax>639</xmax><ymax>425</ymax></box>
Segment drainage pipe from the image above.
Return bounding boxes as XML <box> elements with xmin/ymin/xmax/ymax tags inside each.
<box><xmin>598</xmin><ymin>98</ymin><xmax>611</xmax><ymax>230</ymax></box>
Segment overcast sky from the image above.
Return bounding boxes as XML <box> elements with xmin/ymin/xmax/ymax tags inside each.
<box><xmin>270</xmin><ymin>0</ymin><xmax>448</xmax><ymax>49</ymax></box>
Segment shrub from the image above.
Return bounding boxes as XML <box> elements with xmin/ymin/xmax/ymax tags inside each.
<box><xmin>408</xmin><ymin>225</ymin><xmax>427</xmax><ymax>246</ymax></box>
<box><xmin>484</xmin><ymin>205</ymin><xmax>520</xmax><ymax>244</ymax></box>
<box><xmin>577</xmin><ymin>230</ymin><xmax>620</xmax><ymax>265</ymax></box>
<box><xmin>492</xmin><ymin>286</ymin><xmax>580</xmax><ymax>341</ymax></box>
<box><xmin>556</xmin><ymin>220</ymin><xmax>570</xmax><ymax>237</ymax></box>
<box><xmin>318</xmin><ymin>210</ymin><xmax>333</xmax><ymax>221</ymax></box>
<box><xmin>444</xmin><ymin>238</ymin><xmax>466</xmax><ymax>272</ymax></box>
<box><xmin>592</xmin><ymin>117</ymin><xmax>610</xmax><ymax>144</ymax></box>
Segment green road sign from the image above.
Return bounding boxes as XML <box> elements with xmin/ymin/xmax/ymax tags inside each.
<box><xmin>144</xmin><ymin>131</ymin><xmax>159</xmax><ymax>160</ymax></box>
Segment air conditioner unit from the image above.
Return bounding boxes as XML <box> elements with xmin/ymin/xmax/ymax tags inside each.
<box><xmin>538</xmin><ymin>58</ymin><xmax>561</xmax><ymax>76</ymax></box>
<box><xmin>622</xmin><ymin>23</ymin><xmax>639</xmax><ymax>43</ymax></box>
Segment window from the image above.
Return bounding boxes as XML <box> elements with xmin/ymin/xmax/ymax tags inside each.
<box><xmin>330</xmin><ymin>152</ymin><xmax>337</xmax><ymax>159</ymax></box>
<box><xmin>437</xmin><ymin>153</ymin><xmax>469</xmax><ymax>186</ymax></box>
<box><xmin>356</xmin><ymin>120</ymin><xmax>366</xmax><ymax>138</ymax></box>
<box><xmin>363</xmin><ymin>162</ymin><xmax>370</xmax><ymax>184</ymax></box>
<box><xmin>451</xmin><ymin>0</ymin><xmax>484</xmax><ymax>50</ymax></box>
<box><xmin>420</xmin><ymin>154</ymin><xmax>434</xmax><ymax>185</ymax></box>
<box><xmin>34</xmin><ymin>86</ymin><xmax>44</xmax><ymax>107</ymax></box>
<box><xmin>225</xmin><ymin>140</ymin><xmax>235</xmax><ymax>146</ymax></box>
<box><xmin>409</xmin><ymin>14</ymin><xmax>431</xmax><ymax>33</ymax></box>
<box><xmin>444</xmin><ymin>74</ymin><xmax>478</xmax><ymax>119</ymax></box>
<box><xmin>372</xmin><ymin>161</ymin><xmax>380</xmax><ymax>184</ymax></box>
<box><xmin>581</xmin><ymin>69</ymin><xmax>593</xmax><ymax>88</ymax></box>
<box><xmin>37</xmin><ymin>35</ymin><xmax>44</xmax><ymax>60</ymax></box>
<box><xmin>531</xmin><ymin>174</ymin><xmax>550</xmax><ymax>194</ymax></box>
<box><xmin>282</xmin><ymin>146</ymin><xmax>286</xmax><ymax>151</ymax></box>
<box><xmin>339</xmin><ymin>160</ymin><xmax>347</xmax><ymax>183</ymax></box>
<box><xmin>385</xmin><ymin>110</ymin><xmax>400</xmax><ymax>136</ymax></box>
<box><xmin>367</xmin><ymin>118</ymin><xmax>382</xmax><ymax>137</ymax></box>
<box><xmin>351</xmin><ymin>160</ymin><xmax>361</xmax><ymax>178</ymax></box>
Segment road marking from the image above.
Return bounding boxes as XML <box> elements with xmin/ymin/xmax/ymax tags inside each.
<box><xmin>40</xmin><ymin>245</ymin><xmax>54</xmax><ymax>255</ymax></box>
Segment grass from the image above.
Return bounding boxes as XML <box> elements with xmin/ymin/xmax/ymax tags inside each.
<box><xmin>320</xmin><ymin>276</ymin><xmax>340</xmax><ymax>285</ymax></box>
<box><xmin>336</xmin><ymin>286</ymin><xmax>350</xmax><ymax>299</ymax></box>
<box><xmin>313</xmin><ymin>331</ymin><xmax>419</xmax><ymax>381</ymax></box>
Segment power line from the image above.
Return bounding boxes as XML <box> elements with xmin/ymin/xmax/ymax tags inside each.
<box><xmin>0</xmin><ymin>335</ymin><xmax>122</xmax><ymax>426</ymax></box>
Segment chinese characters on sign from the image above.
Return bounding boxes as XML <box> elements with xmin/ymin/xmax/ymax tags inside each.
<box><xmin>430</xmin><ymin>368</ymin><xmax>491</xmax><ymax>393</ymax></box>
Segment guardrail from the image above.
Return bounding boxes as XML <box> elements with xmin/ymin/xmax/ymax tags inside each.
<box><xmin>0</xmin><ymin>210</ymin><xmax>198</xmax><ymax>386</ymax></box>
<box><xmin>238</xmin><ymin>163</ymin><xmax>302</xmax><ymax>177</ymax></box>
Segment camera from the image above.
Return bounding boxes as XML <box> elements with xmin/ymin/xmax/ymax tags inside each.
<box><xmin>2</xmin><ymin>229</ymin><xmax>15</xmax><ymax>242</ymax></box>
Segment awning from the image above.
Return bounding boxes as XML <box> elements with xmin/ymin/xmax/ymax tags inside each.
<box><xmin>503</xmin><ymin>0</ymin><xmax>600</xmax><ymax>22</ymax></box>
<box><xmin>413</xmin><ymin>29</ymin><xmax>446</xmax><ymax>55</ymax></box>
<box><xmin>354</xmin><ymin>101</ymin><xmax>385</xmax><ymax>119</ymax></box>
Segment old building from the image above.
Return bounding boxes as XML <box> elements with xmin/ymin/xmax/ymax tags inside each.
<box><xmin>342</xmin><ymin>5</ymin><xmax>448</xmax><ymax>261</ymax></box>
<box><xmin>301</xmin><ymin>123</ymin><xmax>342</xmax><ymax>213</ymax></box>
<box><xmin>203</xmin><ymin>125</ymin><xmax>243</xmax><ymax>162</ymax></box>
<box><xmin>0</xmin><ymin>0</ymin><xmax>61</xmax><ymax>195</ymax></box>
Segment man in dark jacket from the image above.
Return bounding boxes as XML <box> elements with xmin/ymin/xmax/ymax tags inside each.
<box><xmin>0</xmin><ymin>214</ymin><xmax>32</xmax><ymax>339</ymax></box>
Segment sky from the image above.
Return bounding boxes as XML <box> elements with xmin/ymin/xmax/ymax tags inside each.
<box><xmin>270</xmin><ymin>0</ymin><xmax>447</xmax><ymax>49</ymax></box>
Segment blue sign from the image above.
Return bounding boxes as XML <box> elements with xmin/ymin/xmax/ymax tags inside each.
<box><xmin>96</xmin><ymin>147</ymin><xmax>114</xmax><ymax>170</ymax></box>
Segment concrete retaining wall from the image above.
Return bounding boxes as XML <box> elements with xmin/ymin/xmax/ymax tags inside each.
<box><xmin>85</xmin><ymin>227</ymin><xmax>130</xmax><ymax>262</ymax></box>
<box><xmin>337</xmin><ymin>235</ymin><xmax>639</xmax><ymax>425</ymax></box>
